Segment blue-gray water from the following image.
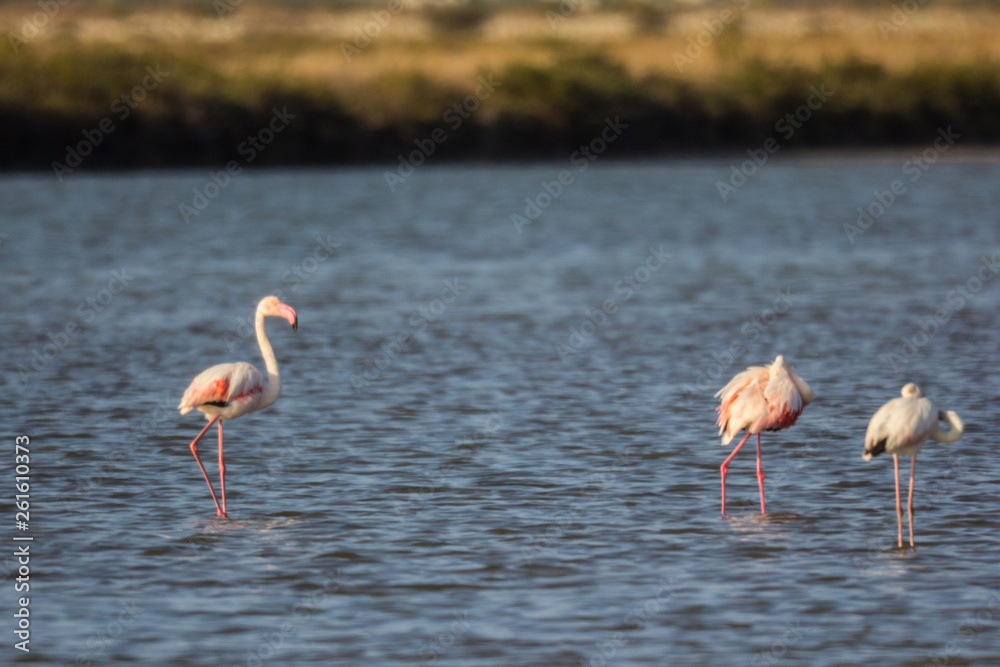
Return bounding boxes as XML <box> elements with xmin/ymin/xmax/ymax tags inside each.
<box><xmin>3</xmin><ymin>156</ymin><xmax>1000</xmax><ymax>666</ymax></box>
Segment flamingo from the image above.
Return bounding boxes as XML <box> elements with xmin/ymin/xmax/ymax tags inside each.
<box><xmin>715</xmin><ymin>355</ymin><xmax>814</xmax><ymax>516</ymax></box>
<box><xmin>862</xmin><ymin>383</ymin><xmax>963</xmax><ymax>548</ymax></box>
<box><xmin>178</xmin><ymin>296</ymin><xmax>298</xmax><ymax>517</ymax></box>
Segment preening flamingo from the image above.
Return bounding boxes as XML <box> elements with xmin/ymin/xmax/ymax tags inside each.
<box><xmin>862</xmin><ymin>383</ymin><xmax>963</xmax><ymax>548</ymax></box>
<box><xmin>715</xmin><ymin>355</ymin><xmax>813</xmax><ymax>516</ymax></box>
<box><xmin>178</xmin><ymin>296</ymin><xmax>298</xmax><ymax>517</ymax></box>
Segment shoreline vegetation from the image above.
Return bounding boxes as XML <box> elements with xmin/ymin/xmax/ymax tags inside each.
<box><xmin>2</xmin><ymin>0</ymin><xmax>1000</xmax><ymax>172</ymax></box>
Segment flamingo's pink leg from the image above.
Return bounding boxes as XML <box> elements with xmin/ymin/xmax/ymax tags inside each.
<box><xmin>755</xmin><ymin>433</ymin><xmax>766</xmax><ymax>515</ymax></box>
<box><xmin>217</xmin><ymin>420</ymin><xmax>227</xmax><ymax>517</ymax></box>
<box><xmin>906</xmin><ymin>455</ymin><xmax>916</xmax><ymax>548</ymax></box>
<box><xmin>720</xmin><ymin>431</ymin><xmax>753</xmax><ymax>516</ymax></box>
<box><xmin>189</xmin><ymin>416</ymin><xmax>223</xmax><ymax>516</ymax></box>
<box><xmin>893</xmin><ymin>454</ymin><xmax>903</xmax><ymax>548</ymax></box>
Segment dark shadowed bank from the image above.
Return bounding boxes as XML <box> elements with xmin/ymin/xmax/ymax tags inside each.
<box><xmin>3</xmin><ymin>52</ymin><xmax>1000</xmax><ymax>173</ymax></box>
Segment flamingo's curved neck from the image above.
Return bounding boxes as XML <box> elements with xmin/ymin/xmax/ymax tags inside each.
<box><xmin>931</xmin><ymin>410</ymin><xmax>964</xmax><ymax>444</ymax></box>
<box><xmin>255</xmin><ymin>308</ymin><xmax>281</xmax><ymax>410</ymax></box>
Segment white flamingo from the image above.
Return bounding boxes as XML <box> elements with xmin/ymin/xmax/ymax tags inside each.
<box><xmin>178</xmin><ymin>296</ymin><xmax>298</xmax><ymax>517</ymax></box>
<box><xmin>715</xmin><ymin>355</ymin><xmax>814</xmax><ymax>516</ymax></box>
<box><xmin>863</xmin><ymin>383</ymin><xmax>963</xmax><ymax>548</ymax></box>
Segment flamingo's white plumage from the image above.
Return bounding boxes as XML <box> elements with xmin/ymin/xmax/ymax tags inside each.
<box><xmin>178</xmin><ymin>296</ymin><xmax>298</xmax><ymax>516</ymax></box>
<box><xmin>715</xmin><ymin>355</ymin><xmax>813</xmax><ymax>515</ymax></box>
<box><xmin>862</xmin><ymin>383</ymin><xmax>963</xmax><ymax>548</ymax></box>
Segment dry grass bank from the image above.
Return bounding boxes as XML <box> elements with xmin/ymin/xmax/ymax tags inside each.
<box><xmin>1</xmin><ymin>1</ymin><xmax>999</xmax><ymax>167</ymax></box>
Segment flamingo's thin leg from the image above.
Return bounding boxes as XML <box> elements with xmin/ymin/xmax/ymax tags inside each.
<box><xmin>755</xmin><ymin>433</ymin><xmax>766</xmax><ymax>515</ymax></box>
<box><xmin>189</xmin><ymin>416</ymin><xmax>223</xmax><ymax>516</ymax></box>
<box><xmin>906</xmin><ymin>455</ymin><xmax>916</xmax><ymax>548</ymax></box>
<box><xmin>218</xmin><ymin>420</ymin><xmax>227</xmax><ymax>517</ymax></box>
<box><xmin>893</xmin><ymin>454</ymin><xmax>903</xmax><ymax>548</ymax></box>
<box><xmin>720</xmin><ymin>431</ymin><xmax>753</xmax><ymax>516</ymax></box>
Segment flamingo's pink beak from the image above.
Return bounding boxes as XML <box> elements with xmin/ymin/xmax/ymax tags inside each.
<box><xmin>276</xmin><ymin>302</ymin><xmax>298</xmax><ymax>331</ymax></box>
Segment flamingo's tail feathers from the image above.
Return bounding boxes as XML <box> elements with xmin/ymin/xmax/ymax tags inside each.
<box><xmin>716</xmin><ymin>414</ymin><xmax>731</xmax><ymax>445</ymax></box>
<box><xmin>862</xmin><ymin>437</ymin><xmax>886</xmax><ymax>461</ymax></box>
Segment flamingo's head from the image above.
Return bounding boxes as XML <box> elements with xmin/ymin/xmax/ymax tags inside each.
<box><xmin>901</xmin><ymin>383</ymin><xmax>921</xmax><ymax>398</ymax></box>
<box><xmin>258</xmin><ymin>295</ymin><xmax>298</xmax><ymax>331</ymax></box>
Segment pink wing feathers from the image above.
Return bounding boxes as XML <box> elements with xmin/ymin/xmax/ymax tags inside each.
<box><xmin>178</xmin><ymin>362</ymin><xmax>265</xmax><ymax>415</ymax></box>
<box><xmin>757</xmin><ymin>366</ymin><xmax>805</xmax><ymax>433</ymax></box>
<box><xmin>715</xmin><ymin>366</ymin><xmax>769</xmax><ymax>445</ymax></box>
<box><xmin>715</xmin><ymin>359</ymin><xmax>810</xmax><ymax>444</ymax></box>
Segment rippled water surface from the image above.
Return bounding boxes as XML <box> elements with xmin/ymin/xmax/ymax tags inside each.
<box><xmin>4</xmin><ymin>156</ymin><xmax>1000</xmax><ymax>666</ymax></box>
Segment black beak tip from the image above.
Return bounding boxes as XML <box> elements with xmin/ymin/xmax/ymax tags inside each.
<box><xmin>292</xmin><ymin>319</ymin><xmax>298</xmax><ymax>332</ymax></box>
